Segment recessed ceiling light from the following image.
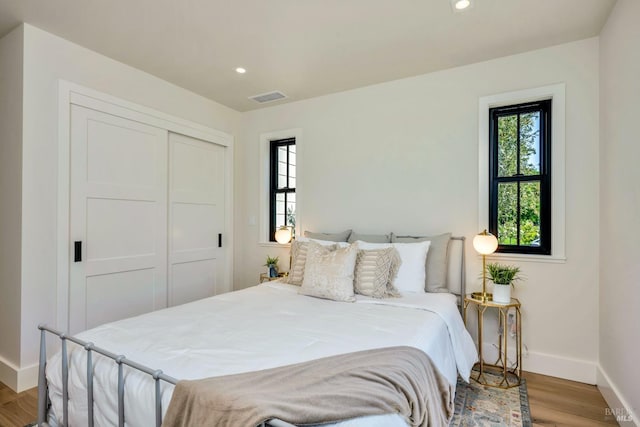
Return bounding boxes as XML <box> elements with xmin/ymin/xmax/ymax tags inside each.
<box><xmin>235</xmin><ymin>67</ymin><xmax>246</xmax><ymax>74</ymax></box>
<box><xmin>451</xmin><ymin>0</ymin><xmax>472</xmax><ymax>12</ymax></box>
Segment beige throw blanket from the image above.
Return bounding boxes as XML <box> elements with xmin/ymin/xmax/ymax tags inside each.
<box><xmin>163</xmin><ymin>346</ymin><xmax>453</xmax><ymax>427</ymax></box>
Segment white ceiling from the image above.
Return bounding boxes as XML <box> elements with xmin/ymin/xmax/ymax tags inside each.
<box><xmin>0</xmin><ymin>0</ymin><xmax>616</xmax><ymax>112</ymax></box>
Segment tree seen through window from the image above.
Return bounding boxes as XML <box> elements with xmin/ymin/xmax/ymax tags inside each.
<box><xmin>490</xmin><ymin>101</ymin><xmax>551</xmax><ymax>254</ymax></box>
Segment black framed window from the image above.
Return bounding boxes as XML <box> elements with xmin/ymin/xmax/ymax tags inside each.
<box><xmin>489</xmin><ymin>100</ymin><xmax>551</xmax><ymax>255</ymax></box>
<box><xmin>269</xmin><ymin>138</ymin><xmax>296</xmax><ymax>242</ymax></box>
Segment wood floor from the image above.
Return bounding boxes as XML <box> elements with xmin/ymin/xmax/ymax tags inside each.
<box><xmin>0</xmin><ymin>372</ymin><xmax>619</xmax><ymax>426</ymax></box>
<box><xmin>0</xmin><ymin>382</ymin><xmax>37</xmax><ymax>427</ymax></box>
<box><xmin>523</xmin><ymin>372</ymin><xmax>619</xmax><ymax>426</ymax></box>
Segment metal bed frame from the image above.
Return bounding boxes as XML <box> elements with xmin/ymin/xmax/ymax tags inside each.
<box><xmin>36</xmin><ymin>325</ymin><xmax>295</xmax><ymax>427</ymax></box>
<box><xmin>36</xmin><ymin>236</ymin><xmax>466</xmax><ymax>427</ymax></box>
<box><xmin>451</xmin><ymin>236</ymin><xmax>467</xmax><ymax>314</ymax></box>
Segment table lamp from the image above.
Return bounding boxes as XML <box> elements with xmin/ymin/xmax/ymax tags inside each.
<box><xmin>275</xmin><ymin>226</ymin><xmax>293</xmax><ymax>244</ymax></box>
<box><xmin>472</xmin><ymin>229</ymin><xmax>498</xmax><ymax>302</ymax></box>
<box><xmin>275</xmin><ymin>226</ymin><xmax>293</xmax><ymax>275</ymax></box>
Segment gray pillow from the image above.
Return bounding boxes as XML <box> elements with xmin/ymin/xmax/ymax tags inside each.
<box><xmin>391</xmin><ymin>232</ymin><xmax>452</xmax><ymax>293</ymax></box>
<box><xmin>304</xmin><ymin>229</ymin><xmax>351</xmax><ymax>242</ymax></box>
<box><xmin>347</xmin><ymin>232</ymin><xmax>391</xmax><ymax>243</ymax></box>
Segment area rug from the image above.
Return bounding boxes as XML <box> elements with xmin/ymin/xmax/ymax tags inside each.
<box><xmin>449</xmin><ymin>372</ymin><xmax>532</xmax><ymax>426</ymax></box>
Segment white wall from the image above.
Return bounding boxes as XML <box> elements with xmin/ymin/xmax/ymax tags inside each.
<box><xmin>0</xmin><ymin>25</ymin><xmax>24</xmax><ymax>389</ymax></box>
<box><xmin>1</xmin><ymin>18</ymin><xmax>623</xmax><ymax>396</ymax></box>
<box><xmin>598</xmin><ymin>0</ymin><xmax>640</xmax><ymax>422</ymax></box>
<box><xmin>237</xmin><ymin>38</ymin><xmax>601</xmax><ymax>383</ymax></box>
<box><xmin>11</xmin><ymin>24</ymin><xmax>241</xmax><ymax>390</ymax></box>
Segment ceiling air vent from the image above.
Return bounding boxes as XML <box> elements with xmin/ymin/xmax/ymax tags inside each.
<box><xmin>249</xmin><ymin>91</ymin><xmax>287</xmax><ymax>104</ymax></box>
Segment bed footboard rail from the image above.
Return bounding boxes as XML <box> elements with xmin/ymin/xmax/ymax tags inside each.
<box><xmin>37</xmin><ymin>324</ymin><xmax>296</xmax><ymax>427</ymax></box>
<box><xmin>37</xmin><ymin>324</ymin><xmax>178</xmax><ymax>427</ymax></box>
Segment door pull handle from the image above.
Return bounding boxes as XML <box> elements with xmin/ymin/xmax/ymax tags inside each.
<box><xmin>74</xmin><ymin>241</ymin><xmax>82</xmax><ymax>262</ymax></box>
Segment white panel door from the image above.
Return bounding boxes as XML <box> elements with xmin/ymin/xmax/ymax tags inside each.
<box><xmin>168</xmin><ymin>132</ymin><xmax>225</xmax><ymax>306</ymax></box>
<box><xmin>69</xmin><ymin>105</ymin><xmax>168</xmax><ymax>334</ymax></box>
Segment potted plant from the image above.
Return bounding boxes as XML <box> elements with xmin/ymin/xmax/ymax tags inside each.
<box><xmin>264</xmin><ymin>255</ymin><xmax>280</xmax><ymax>278</ymax></box>
<box><xmin>486</xmin><ymin>262</ymin><xmax>522</xmax><ymax>304</ymax></box>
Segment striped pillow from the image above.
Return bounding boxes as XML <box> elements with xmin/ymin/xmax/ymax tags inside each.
<box><xmin>285</xmin><ymin>240</ymin><xmax>337</xmax><ymax>285</ymax></box>
<box><xmin>354</xmin><ymin>247</ymin><xmax>401</xmax><ymax>298</ymax></box>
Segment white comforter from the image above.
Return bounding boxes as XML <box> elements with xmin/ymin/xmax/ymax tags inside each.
<box><xmin>47</xmin><ymin>282</ymin><xmax>477</xmax><ymax>427</ymax></box>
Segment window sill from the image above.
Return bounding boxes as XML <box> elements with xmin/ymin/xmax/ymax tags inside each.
<box><xmin>258</xmin><ymin>241</ymin><xmax>291</xmax><ymax>248</ymax></box>
<box><xmin>484</xmin><ymin>253</ymin><xmax>566</xmax><ymax>264</ymax></box>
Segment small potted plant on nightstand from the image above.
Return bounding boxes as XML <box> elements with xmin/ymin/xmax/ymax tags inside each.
<box><xmin>486</xmin><ymin>262</ymin><xmax>522</xmax><ymax>304</ymax></box>
<box><xmin>264</xmin><ymin>255</ymin><xmax>280</xmax><ymax>278</ymax></box>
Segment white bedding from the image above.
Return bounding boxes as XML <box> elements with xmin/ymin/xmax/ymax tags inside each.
<box><xmin>47</xmin><ymin>282</ymin><xmax>477</xmax><ymax>427</ymax></box>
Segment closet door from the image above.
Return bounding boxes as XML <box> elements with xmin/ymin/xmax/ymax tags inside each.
<box><xmin>168</xmin><ymin>133</ymin><xmax>225</xmax><ymax>306</ymax></box>
<box><xmin>69</xmin><ymin>105</ymin><xmax>168</xmax><ymax>334</ymax></box>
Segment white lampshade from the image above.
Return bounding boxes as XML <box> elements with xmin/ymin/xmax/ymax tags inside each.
<box><xmin>275</xmin><ymin>226</ymin><xmax>293</xmax><ymax>244</ymax></box>
<box><xmin>473</xmin><ymin>230</ymin><xmax>498</xmax><ymax>255</ymax></box>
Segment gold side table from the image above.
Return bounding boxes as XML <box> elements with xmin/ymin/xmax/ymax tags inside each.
<box><xmin>259</xmin><ymin>272</ymin><xmax>287</xmax><ymax>283</ymax></box>
<box><xmin>464</xmin><ymin>296</ymin><xmax>522</xmax><ymax>388</ymax></box>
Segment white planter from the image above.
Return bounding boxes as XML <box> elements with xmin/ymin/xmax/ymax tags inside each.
<box><xmin>493</xmin><ymin>284</ymin><xmax>512</xmax><ymax>304</ymax></box>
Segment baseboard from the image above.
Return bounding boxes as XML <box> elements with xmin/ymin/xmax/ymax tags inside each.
<box><xmin>0</xmin><ymin>356</ymin><xmax>39</xmax><ymax>392</ymax></box>
<box><xmin>597</xmin><ymin>365</ymin><xmax>638</xmax><ymax>426</ymax></box>
<box><xmin>524</xmin><ymin>350</ymin><xmax>597</xmax><ymax>384</ymax></box>
<box><xmin>476</xmin><ymin>341</ymin><xmax>598</xmax><ymax>384</ymax></box>
<box><xmin>17</xmin><ymin>362</ymin><xmax>39</xmax><ymax>392</ymax></box>
<box><xmin>0</xmin><ymin>355</ymin><xmax>19</xmax><ymax>391</ymax></box>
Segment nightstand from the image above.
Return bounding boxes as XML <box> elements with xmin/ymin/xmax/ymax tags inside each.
<box><xmin>259</xmin><ymin>272</ymin><xmax>287</xmax><ymax>283</ymax></box>
<box><xmin>464</xmin><ymin>296</ymin><xmax>522</xmax><ymax>388</ymax></box>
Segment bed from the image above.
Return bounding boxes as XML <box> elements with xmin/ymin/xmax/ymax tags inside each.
<box><xmin>37</xmin><ymin>235</ymin><xmax>477</xmax><ymax>427</ymax></box>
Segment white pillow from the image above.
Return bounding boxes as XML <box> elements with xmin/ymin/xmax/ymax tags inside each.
<box><xmin>297</xmin><ymin>236</ymin><xmax>351</xmax><ymax>248</ymax></box>
<box><xmin>355</xmin><ymin>240</ymin><xmax>430</xmax><ymax>294</ymax></box>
